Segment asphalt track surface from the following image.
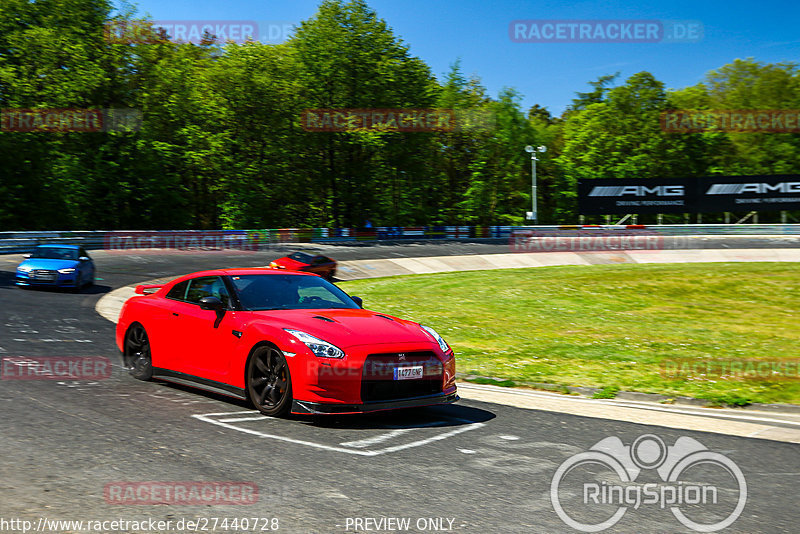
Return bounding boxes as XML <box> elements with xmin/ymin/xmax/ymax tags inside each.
<box><xmin>1</xmin><ymin>243</ymin><xmax>799</xmax><ymax>534</ymax></box>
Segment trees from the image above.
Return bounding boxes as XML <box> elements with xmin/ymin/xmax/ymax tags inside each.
<box><xmin>1</xmin><ymin>1</ymin><xmax>797</xmax><ymax>230</ymax></box>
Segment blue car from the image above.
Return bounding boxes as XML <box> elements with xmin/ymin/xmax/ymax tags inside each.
<box><xmin>15</xmin><ymin>244</ymin><xmax>95</xmax><ymax>290</ymax></box>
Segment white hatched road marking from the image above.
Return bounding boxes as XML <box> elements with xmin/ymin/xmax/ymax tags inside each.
<box><xmin>193</xmin><ymin>410</ymin><xmax>485</xmax><ymax>456</ymax></box>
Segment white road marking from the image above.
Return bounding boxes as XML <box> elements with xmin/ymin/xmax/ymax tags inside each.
<box><xmin>499</xmin><ymin>435</ymin><xmax>520</xmax><ymax>440</ymax></box>
<box><xmin>340</xmin><ymin>428</ymin><xmax>413</xmax><ymax>448</ymax></box>
<box><xmin>193</xmin><ymin>410</ymin><xmax>485</xmax><ymax>456</ymax></box>
<box><xmin>218</xmin><ymin>416</ymin><xmax>270</xmax><ymax>423</ymax></box>
<box><xmin>458</xmin><ymin>448</ymin><xmax>478</xmax><ymax>454</ymax></box>
<box><xmin>603</xmin><ymin>401</ymin><xmax>800</xmax><ymax>428</ymax></box>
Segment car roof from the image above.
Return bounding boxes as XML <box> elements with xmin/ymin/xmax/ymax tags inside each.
<box><xmin>36</xmin><ymin>244</ymin><xmax>81</xmax><ymax>249</ymax></box>
<box><xmin>177</xmin><ymin>268</ymin><xmax>315</xmax><ymax>279</ymax></box>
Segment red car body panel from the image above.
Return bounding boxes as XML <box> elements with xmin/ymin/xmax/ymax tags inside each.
<box><xmin>116</xmin><ymin>268</ymin><xmax>457</xmax><ymax>414</ymax></box>
<box><xmin>270</xmin><ymin>253</ymin><xmax>337</xmax><ymax>279</ymax></box>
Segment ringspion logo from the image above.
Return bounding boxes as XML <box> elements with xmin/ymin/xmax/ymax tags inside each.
<box><xmin>551</xmin><ymin>434</ymin><xmax>746</xmax><ymax>532</ymax></box>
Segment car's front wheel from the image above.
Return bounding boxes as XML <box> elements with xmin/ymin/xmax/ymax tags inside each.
<box><xmin>246</xmin><ymin>345</ymin><xmax>292</xmax><ymax>417</ymax></box>
<box><xmin>124</xmin><ymin>323</ymin><xmax>153</xmax><ymax>381</ymax></box>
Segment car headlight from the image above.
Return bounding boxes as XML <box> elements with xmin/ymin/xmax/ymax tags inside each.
<box><xmin>284</xmin><ymin>329</ymin><xmax>345</xmax><ymax>358</ymax></box>
<box><xmin>57</xmin><ymin>268</ymin><xmax>76</xmax><ymax>274</ymax></box>
<box><xmin>17</xmin><ymin>265</ymin><xmax>32</xmax><ymax>273</ymax></box>
<box><xmin>420</xmin><ymin>325</ymin><xmax>450</xmax><ymax>353</ymax></box>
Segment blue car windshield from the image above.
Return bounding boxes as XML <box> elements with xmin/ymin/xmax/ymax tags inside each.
<box><xmin>30</xmin><ymin>248</ymin><xmax>79</xmax><ymax>260</ymax></box>
<box><xmin>230</xmin><ymin>274</ymin><xmax>358</xmax><ymax>311</ymax></box>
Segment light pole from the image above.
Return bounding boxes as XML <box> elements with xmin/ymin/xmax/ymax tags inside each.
<box><xmin>524</xmin><ymin>145</ymin><xmax>546</xmax><ymax>224</ymax></box>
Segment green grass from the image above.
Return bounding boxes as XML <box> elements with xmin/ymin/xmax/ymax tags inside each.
<box><xmin>340</xmin><ymin>263</ymin><xmax>800</xmax><ymax>406</ymax></box>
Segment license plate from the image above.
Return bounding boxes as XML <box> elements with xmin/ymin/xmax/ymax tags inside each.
<box><xmin>33</xmin><ymin>273</ymin><xmax>55</xmax><ymax>280</ymax></box>
<box><xmin>393</xmin><ymin>365</ymin><xmax>423</xmax><ymax>380</ymax></box>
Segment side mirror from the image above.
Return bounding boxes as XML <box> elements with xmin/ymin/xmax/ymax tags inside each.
<box><xmin>199</xmin><ymin>296</ymin><xmax>225</xmax><ymax>312</ymax></box>
<box><xmin>78</xmin><ymin>256</ymin><xmax>90</xmax><ymax>262</ymax></box>
<box><xmin>350</xmin><ymin>296</ymin><xmax>363</xmax><ymax>308</ymax></box>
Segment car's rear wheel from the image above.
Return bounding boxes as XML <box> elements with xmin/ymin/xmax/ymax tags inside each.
<box><xmin>246</xmin><ymin>345</ymin><xmax>292</xmax><ymax>417</ymax></box>
<box><xmin>124</xmin><ymin>324</ymin><xmax>153</xmax><ymax>381</ymax></box>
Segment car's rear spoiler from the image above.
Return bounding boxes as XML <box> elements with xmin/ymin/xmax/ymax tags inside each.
<box><xmin>135</xmin><ymin>284</ymin><xmax>163</xmax><ymax>295</ymax></box>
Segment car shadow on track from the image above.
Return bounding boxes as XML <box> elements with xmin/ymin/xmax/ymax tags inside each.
<box><xmin>301</xmin><ymin>404</ymin><xmax>496</xmax><ymax>430</ymax></box>
<box><xmin>149</xmin><ymin>378</ymin><xmax>494</xmax><ymax>430</ymax></box>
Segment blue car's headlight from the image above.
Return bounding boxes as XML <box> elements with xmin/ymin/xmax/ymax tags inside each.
<box><xmin>284</xmin><ymin>329</ymin><xmax>345</xmax><ymax>359</ymax></box>
<box><xmin>17</xmin><ymin>265</ymin><xmax>32</xmax><ymax>273</ymax></box>
<box><xmin>58</xmin><ymin>268</ymin><xmax>76</xmax><ymax>274</ymax></box>
<box><xmin>420</xmin><ymin>325</ymin><xmax>451</xmax><ymax>353</ymax></box>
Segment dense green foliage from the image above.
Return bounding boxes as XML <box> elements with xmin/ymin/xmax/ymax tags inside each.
<box><xmin>1</xmin><ymin>0</ymin><xmax>798</xmax><ymax>230</ymax></box>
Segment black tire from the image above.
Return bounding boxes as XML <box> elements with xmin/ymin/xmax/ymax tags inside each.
<box><xmin>326</xmin><ymin>269</ymin><xmax>336</xmax><ymax>281</ymax></box>
<box><xmin>246</xmin><ymin>345</ymin><xmax>292</xmax><ymax>417</ymax></box>
<box><xmin>124</xmin><ymin>323</ymin><xmax>153</xmax><ymax>381</ymax></box>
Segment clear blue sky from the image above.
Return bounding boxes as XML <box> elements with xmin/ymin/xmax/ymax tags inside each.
<box><xmin>118</xmin><ymin>0</ymin><xmax>800</xmax><ymax>116</ymax></box>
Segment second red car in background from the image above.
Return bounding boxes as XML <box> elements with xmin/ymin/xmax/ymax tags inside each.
<box><xmin>270</xmin><ymin>251</ymin><xmax>337</xmax><ymax>280</ymax></box>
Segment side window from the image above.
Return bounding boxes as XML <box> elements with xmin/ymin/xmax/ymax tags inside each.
<box><xmin>313</xmin><ymin>256</ymin><xmax>327</xmax><ymax>265</ymax></box>
<box><xmin>166</xmin><ymin>280</ymin><xmax>190</xmax><ymax>301</ymax></box>
<box><xmin>185</xmin><ymin>276</ymin><xmax>230</xmax><ymax>308</ymax></box>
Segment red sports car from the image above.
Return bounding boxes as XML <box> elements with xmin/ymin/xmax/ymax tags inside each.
<box><xmin>116</xmin><ymin>269</ymin><xmax>457</xmax><ymax>416</ymax></box>
<box><xmin>270</xmin><ymin>252</ymin><xmax>336</xmax><ymax>280</ymax></box>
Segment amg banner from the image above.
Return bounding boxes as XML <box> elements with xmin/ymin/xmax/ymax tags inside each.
<box><xmin>579</xmin><ymin>175</ymin><xmax>800</xmax><ymax>214</ymax></box>
<box><xmin>698</xmin><ymin>175</ymin><xmax>800</xmax><ymax>212</ymax></box>
<box><xmin>578</xmin><ymin>178</ymin><xmax>692</xmax><ymax>214</ymax></box>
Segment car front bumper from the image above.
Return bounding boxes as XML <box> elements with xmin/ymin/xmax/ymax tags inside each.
<box><xmin>15</xmin><ymin>271</ymin><xmax>81</xmax><ymax>287</ymax></box>
<box><xmin>290</xmin><ymin>390</ymin><xmax>459</xmax><ymax>415</ymax></box>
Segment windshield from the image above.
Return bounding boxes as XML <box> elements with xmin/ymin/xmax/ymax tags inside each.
<box><xmin>30</xmin><ymin>247</ymin><xmax>78</xmax><ymax>260</ymax></box>
<box><xmin>287</xmin><ymin>252</ymin><xmax>314</xmax><ymax>263</ymax></box>
<box><xmin>230</xmin><ymin>274</ymin><xmax>359</xmax><ymax>311</ymax></box>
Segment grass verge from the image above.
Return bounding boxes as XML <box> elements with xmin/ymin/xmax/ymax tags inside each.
<box><xmin>339</xmin><ymin>262</ymin><xmax>800</xmax><ymax>406</ymax></box>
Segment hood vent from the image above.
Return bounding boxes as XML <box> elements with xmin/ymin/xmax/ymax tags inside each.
<box><xmin>374</xmin><ymin>314</ymin><xmax>395</xmax><ymax>321</ymax></box>
<box><xmin>312</xmin><ymin>315</ymin><xmax>335</xmax><ymax>323</ymax></box>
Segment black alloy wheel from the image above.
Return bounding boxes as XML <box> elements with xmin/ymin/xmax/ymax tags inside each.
<box><xmin>124</xmin><ymin>323</ymin><xmax>153</xmax><ymax>380</ymax></box>
<box><xmin>247</xmin><ymin>345</ymin><xmax>292</xmax><ymax>417</ymax></box>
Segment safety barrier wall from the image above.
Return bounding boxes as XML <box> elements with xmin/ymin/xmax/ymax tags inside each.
<box><xmin>2</xmin><ymin>224</ymin><xmax>800</xmax><ymax>254</ymax></box>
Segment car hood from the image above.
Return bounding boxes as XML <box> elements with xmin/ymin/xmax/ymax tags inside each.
<box><xmin>249</xmin><ymin>308</ymin><xmax>432</xmax><ymax>348</ymax></box>
<box><xmin>18</xmin><ymin>258</ymin><xmax>80</xmax><ymax>270</ymax></box>
<box><xmin>273</xmin><ymin>257</ymin><xmax>307</xmax><ymax>270</ymax></box>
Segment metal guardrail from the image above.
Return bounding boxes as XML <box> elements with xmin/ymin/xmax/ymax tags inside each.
<box><xmin>2</xmin><ymin>225</ymin><xmax>800</xmax><ymax>255</ymax></box>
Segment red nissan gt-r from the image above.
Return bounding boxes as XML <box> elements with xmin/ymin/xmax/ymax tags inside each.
<box><xmin>116</xmin><ymin>268</ymin><xmax>457</xmax><ymax>416</ymax></box>
<box><xmin>270</xmin><ymin>252</ymin><xmax>336</xmax><ymax>280</ymax></box>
